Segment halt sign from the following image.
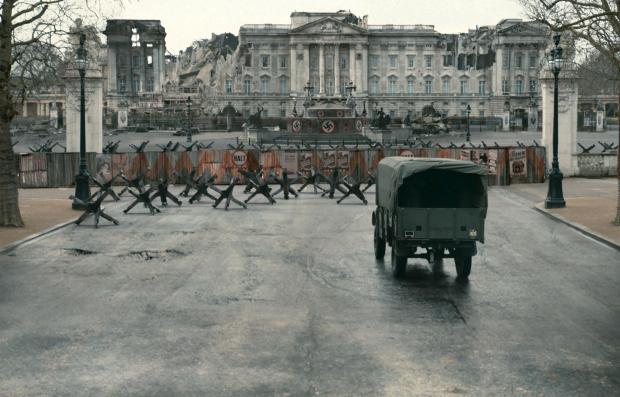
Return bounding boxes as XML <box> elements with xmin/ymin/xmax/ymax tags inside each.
<box><xmin>233</xmin><ymin>151</ymin><xmax>247</xmax><ymax>167</ymax></box>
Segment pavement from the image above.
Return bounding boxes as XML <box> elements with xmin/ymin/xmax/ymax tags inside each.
<box><xmin>0</xmin><ymin>180</ymin><xmax>619</xmax><ymax>396</ymax></box>
<box><xmin>504</xmin><ymin>177</ymin><xmax>620</xmax><ymax>249</ymax></box>
<box><xmin>0</xmin><ymin>188</ymin><xmax>76</xmax><ymax>251</ymax></box>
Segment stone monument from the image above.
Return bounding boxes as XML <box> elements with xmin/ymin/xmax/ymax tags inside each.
<box><xmin>64</xmin><ymin>21</ymin><xmax>104</xmax><ymax>153</ymax></box>
<box><xmin>540</xmin><ymin>67</ymin><xmax>579</xmax><ymax>176</ymax></box>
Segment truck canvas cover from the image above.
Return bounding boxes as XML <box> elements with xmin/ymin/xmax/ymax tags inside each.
<box><xmin>377</xmin><ymin>157</ymin><xmax>488</xmax><ymax>213</ymax></box>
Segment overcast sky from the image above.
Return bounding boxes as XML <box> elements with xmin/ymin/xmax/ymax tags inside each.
<box><xmin>110</xmin><ymin>0</ymin><xmax>526</xmax><ymax>54</ymax></box>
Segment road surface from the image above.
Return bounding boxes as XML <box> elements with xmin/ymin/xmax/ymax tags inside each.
<box><xmin>0</xmin><ymin>186</ymin><xmax>618</xmax><ymax>396</ymax></box>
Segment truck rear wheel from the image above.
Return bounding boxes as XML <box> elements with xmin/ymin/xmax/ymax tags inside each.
<box><xmin>374</xmin><ymin>223</ymin><xmax>386</xmax><ymax>259</ymax></box>
<box><xmin>391</xmin><ymin>248</ymin><xmax>407</xmax><ymax>278</ymax></box>
<box><xmin>454</xmin><ymin>255</ymin><xmax>472</xmax><ymax>279</ymax></box>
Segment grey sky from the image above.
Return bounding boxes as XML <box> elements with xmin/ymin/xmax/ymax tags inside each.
<box><xmin>113</xmin><ymin>0</ymin><xmax>526</xmax><ymax>54</ymax></box>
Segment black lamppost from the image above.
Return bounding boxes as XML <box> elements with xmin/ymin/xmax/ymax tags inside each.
<box><xmin>545</xmin><ymin>33</ymin><xmax>566</xmax><ymax>209</ymax></box>
<box><xmin>72</xmin><ymin>33</ymin><xmax>91</xmax><ymax>210</ymax></box>
<box><xmin>186</xmin><ymin>96</ymin><xmax>192</xmax><ymax>143</ymax></box>
<box><xmin>303</xmin><ymin>81</ymin><xmax>314</xmax><ymax>112</ymax></box>
<box><xmin>303</xmin><ymin>81</ymin><xmax>314</xmax><ymax>98</ymax></box>
<box><xmin>465</xmin><ymin>104</ymin><xmax>471</xmax><ymax>142</ymax></box>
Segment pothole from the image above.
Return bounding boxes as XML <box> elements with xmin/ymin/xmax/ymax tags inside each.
<box><xmin>63</xmin><ymin>248</ymin><xmax>99</xmax><ymax>256</ymax></box>
<box><xmin>122</xmin><ymin>249</ymin><xmax>186</xmax><ymax>261</ymax></box>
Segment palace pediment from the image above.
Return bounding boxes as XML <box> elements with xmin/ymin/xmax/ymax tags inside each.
<box><xmin>498</xmin><ymin>22</ymin><xmax>548</xmax><ymax>37</ymax></box>
<box><xmin>290</xmin><ymin>17</ymin><xmax>367</xmax><ymax>35</ymax></box>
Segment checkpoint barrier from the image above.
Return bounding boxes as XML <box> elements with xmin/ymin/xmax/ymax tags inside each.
<box><xmin>16</xmin><ymin>146</ymin><xmax>547</xmax><ymax>188</ymax></box>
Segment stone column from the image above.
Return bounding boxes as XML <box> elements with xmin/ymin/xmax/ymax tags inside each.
<box><xmin>107</xmin><ymin>44</ymin><xmax>117</xmax><ymax>93</ymax></box>
<box><xmin>152</xmin><ymin>45</ymin><xmax>160</xmax><ymax>92</ymax></box>
<box><xmin>334</xmin><ymin>44</ymin><xmax>340</xmax><ymax>96</ymax></box>
<box><xmin>349</xmin><ymin>45</ymin><xmax>355</xmax><ymax>87</ymax></box>
<box><xmin>290</xmin><ymin>45</ymin><xmax>297</xmax><ymax>94</ymax></box>
<box><xmin>319</xmin><ymin>44</ymin><xmax>325</xmax><ymax>95</ymax></box>
<box><xmin>304</xmin><ymin>45</ymin><xmax>310</xmax><ymax>88</ymax></box>
<box><xmin>65</xmin><ymin>66</ymin><xmax>104</xmax><ymax>153</ymax></box>
<box><xmin>361</xmin><ymin>45</ymin><xmax>368</xmax><ymax>94</ymax></box>
<box><xmin>540</xmin><ymin>69</ymin><xmax>579</xmax><ymax>176</ymax></box>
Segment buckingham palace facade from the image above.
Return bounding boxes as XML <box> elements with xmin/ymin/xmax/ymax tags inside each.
<box><xmin>170</xmin><ymin>11</ymin><xmax>551</xmax><ymax>127</ymax></box>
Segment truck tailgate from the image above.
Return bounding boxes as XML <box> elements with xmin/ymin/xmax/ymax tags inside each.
<box><xmin>396</xmin><ymin>208</ymin><xmax>485</xmax><ymax>241</ymax></box>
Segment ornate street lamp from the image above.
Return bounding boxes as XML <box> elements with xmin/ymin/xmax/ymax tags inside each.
<box><xmin>186</xmin><ymin>96</ymin><xmax>192</xmax><ymax>143</ymax></box>
<box><xmin>466</xmin><ymin>104</ymin><xmax>471</xmax><ymax>142</ymax></box>
<box><xmin>303</xmin><ymin>81</ymin><xmax>314</xmax><ymax>111</ymax></box>
<box><xmin>545</xmin><ymin>33</ymin><xmax>566</xmax><ymax>209</ymax></box>
<box><xmin>72</xmin><ymin>33</ymin><xmax>91</xmax><ymax>210</ymax></box>
<box><xmin>303</xmin><ymin>81</ymin><xmax>314</xmax><ymax>98</ymax></box>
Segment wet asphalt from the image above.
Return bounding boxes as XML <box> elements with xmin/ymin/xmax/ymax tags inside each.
<box><xmin>0</xmin><ymin>186</ymin><xmax>619</xmax><ymax>396</ymax></box>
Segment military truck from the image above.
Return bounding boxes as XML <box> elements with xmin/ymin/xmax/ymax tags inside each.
<box><xmin>371</xmin><ymin>157</ymin><xmax>488</xmax><ymax>279</ymax></box>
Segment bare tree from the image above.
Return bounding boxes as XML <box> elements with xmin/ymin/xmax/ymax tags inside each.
<box><xmin>518</xmin><ymin>0</ymin><xmax>620</xmax><ymax>225</ymax></box>
<box><xmin>577</xmin><ymin>49</ymin><xmax>618</xmax><ymax>97</ymax></box>
<box><xmin>0</xmin><ymin>0</ymin><xmax>120</xmax><ymax>227</ymax></box>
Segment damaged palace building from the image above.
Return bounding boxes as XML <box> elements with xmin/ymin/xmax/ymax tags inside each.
<box><xmin>103</xmin><ymin>11</ymin><xmax>555</xmax><ymax>128</ymax></box>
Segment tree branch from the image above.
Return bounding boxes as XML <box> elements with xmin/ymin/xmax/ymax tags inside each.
<box><xmin>11</xmin><ymin>0</ymin><xmax>62</xmax><ymax>22</ymax></box>
<box><xmin>12</xmin><ymin>5</ymin><xmax>49</xmax><ymax>29</ymax></box>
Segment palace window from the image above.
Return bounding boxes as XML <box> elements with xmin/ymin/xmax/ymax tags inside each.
<box><xmin>388</xmin><ymin>77</ymin><xmax>397</xmax><ymax>94</ymax></box>
<box><xmin>147</xmin><ymin>55</ymin><xmax>153</xmax><ymax>66</ymax></box>
<box><xmin>529</xmin><ymin>79</ymin><xmax>538</xmax><ymax>93</ymax></box>
<box><xmin>310</xmin><ymin>79</ymin><xmax>318</xmax><ymax>95</ymax></box>
<box><xmin>424</xmin><ymin>55</ymin><xmax>433</xmax><ymax>68</ymax></box>
<box><xmin>407</xmin><ymin>77</ymin><xmax>415</xmax><ymax>95</ymax></box>
<box><xmin>502</xmin><ymin>79</ymin><xmax>510</xmax><ymax>95</ymax></box>
<box><xmin>326</xmin><ymin>55</ymin><xmax>333</xmax><ymax>71</ymax></box>
<box><xmin>225</xmin><ymin>79</ymin><xmax>233</xmax><ymax>94</ymax></box>
<box><xmin>279</xmin><ymin>77</ymin><xmax>287</xmax><ymax>95</ymax></box>
<box><xmin>529</xmin><ymin>54</ymin><xmax>537</xmax><ymax>68</ymax></box>
<box><xmin>260</xmin><ymin>76</ymin><xmax>270</xmax><ymax>94</ymax></box>
<box><xmin>407</xmin><ymin>55</ymin><xmax>416</xmax><ymax>68</ymax></box>
<box><xmin>502</xmin><ymin>54</ymin><xmax>509</xmax><ymax>69</ymax></box>
<box><xmin>479</xmin><ymin>80</ymin><xmax>486</xmax><ymax>95</ymax></box>
<box><xmin>327</xmin><ymin>80</ymin><xmax>334</xmax><ymax>95</ymax></box>
<box><xmin>479</xmin><ymin>110</ymin><xmax>485</xmax><ymax>117</ymax></box>
<box><xmin>146</xmin><ymin>78</ymin><xmax>154</xmax><ymax>92</ymax></box>
<box><xmin>442</xmin><ymin>78</ymin><xmax>450</xmax><ymax>94</ymax></box>
<box><xmin>370</xmin><ymin>78</ymin><xmax>379</xmax><ymax>95</ymax></box>
<box><xmin>341</xmin><ymin>56</ymin><xmax>347</xmax><ymax>70</ymax></box>
<box><xmin>245</xmin><ymin>54</ymin><xmax>252</xmax><ymax>67</ymax></box>
<box><xmin>515</xmin><ymin>78</ymin><xmax>523</xmax><ymax>95</ymax></box>
<box><xmin>515</xmin><ymin>53</ymin><xmax>523</xmax><ymax>69</ymax></box>
<box><xmin>370</xmin><ymin>55</ymin><xmax>380</xmax><ymax>68</ymax></box>
<box><xmin>243</xmin><ymin>78</ymin><xmax>252</xmax><ymax>94</ymax></box>
<box><xmin>118</xmin><ymin>77</ymin><xmax>126</xmax><ymax>93</ymax></box>
<box><xmin>443</xmin><ymin>54</ymin><xmax>453</xmax><ymax>67</ymax></box>
<box><xmin>261</xmin><ymin>55</ymin><xmax>270</xmax><ymax>68</ymax></box>
<box><xmin>389</xmin><ymin>55</ymin><xmax>397</xmax><ymax>68</ymax></box>
<box><xmin>460</xmin><ymin>79</ymin><xmax>469</xmax><ymax>94</ymax></box>
<box><xmin>279</xmin><ymin>56</ymin><xmax>287</xmax><ymax>68</ymax></box>
<box><xmin>424</xmin><ymin>79</ymin><xmax>433</xmax><ymax>94</ymax></box>
<box><xmin>132</xmin><ymin>76</ymin><xmax>140</xmax><ymax>92</ymax></box>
